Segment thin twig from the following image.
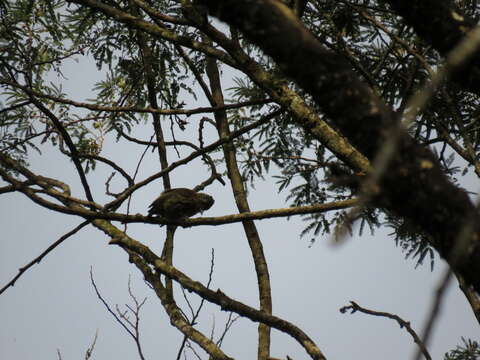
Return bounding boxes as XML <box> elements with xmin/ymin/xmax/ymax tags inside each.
<box><xmin>89</xmin><ymin>268</ymin><xmax>147</xmax><ymax>360</ymax></box>
<box><xmin>0</xmin><ymin>100</ymin><xmax>31</xmax><ymax>113</ymax></box>
<box><xmin>104</xmin><ymin>108</ymin><xmax>283</xmax><ymax>211</ymax></box>
<box><xmin>115</xmin><ymin>236</ymin><xmax>327</xmax><ymax>360</ymax></box>
<box><xmin>89</xmin><ymin>268</ymin><xmax>136</xmax><ymax>338</ymax></box>
<box><xmin>80</xmin><ymin>153</ymin><xmax>134</xmax><ymax>186</ymax></box>
<box><xmin>0</xmin><ymin>220</ymin><xmax>90</xmax><ymax>295</ymax></box>
<box><xmin>84</xmin><ymin>330</ymin><xmax>99</xmax><ymax>360</ymax></box>
<box><xmin>340</xmin><ymin>301</ymin><xmax>431</xmax><ymax>360</ymax></box>
<box><xmin>1</xmin><ymin>79</ymin><xmax>270</xmax><ymax>115</ymax></box>
<box><xmin>123</xmin><ymin>132</ymin><xmax>156</xmax><ymax>232</ymax></box>
<box><xmin>0</xmin><ymin>150</ymin><xmax>355</xmax><ymax>226</ymax></box>
<box><xmin>216</xmin><ymin>312</ymin><xmax>240</xmax><ymax>347</ymax></box>
<box><xmin>185</xmin><ymin>340</ymin><xmax>203</xmax><ymax>360</ymax></box>
<box><xmin>176</xmin><ymin>249</ymin><xmax>216</xmax><ymax>360</ymax></box>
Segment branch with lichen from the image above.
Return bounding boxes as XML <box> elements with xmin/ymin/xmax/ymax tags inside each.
<box><xmin>96</xmin><ymin>221</ymin><xmax>327</xmax><ymax>360</ymax></box>
<box><xmin>0</xmin><ymin>149</ymin><xmax>355</xmax><ymax>225</ymax></box>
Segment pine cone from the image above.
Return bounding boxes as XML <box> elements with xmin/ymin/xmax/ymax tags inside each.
<box><xmin>148</xmin><ymin>188</ymin><xmax>214</xmax><ymax>219</ymax></box>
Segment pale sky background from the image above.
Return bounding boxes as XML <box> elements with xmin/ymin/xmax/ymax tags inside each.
<box><xmin>1</xmin><ymin>37</ymin><xmax>479</xmax><ymax>360</ymax></box>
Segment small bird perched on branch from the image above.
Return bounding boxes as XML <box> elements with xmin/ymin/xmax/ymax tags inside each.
<box><xmin>148</xmin><ymin>188</ymin><xmax>214</xmax><ymax>220</ymax></box>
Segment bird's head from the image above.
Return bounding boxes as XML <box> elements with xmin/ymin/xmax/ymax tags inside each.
<box><xmin>196</xmin><ymin>193</ymin><xmax>214</xmax><ymax>211</ymax></box>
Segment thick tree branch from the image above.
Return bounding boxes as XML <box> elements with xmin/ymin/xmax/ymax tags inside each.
<box><xmin>176</xmin><ymin>249</ymin><xmax>216</xmax><ymax>360</ymax></box>
<box><xmin>1</xmin><ymin>110</ymin><xmax>277</xmax><ymax>217</ymax></box>
<box><xmin>183</xmin><ymin>6</ymin><xmax>371</xmax><ymax>173</ymax></box>
<box><xmin>197</xmin><ymin>0</ymin><xmax>480</xmax><ymax>294</ymax></box>
<box><xmin>455</xmin><ymin>272</ymin><xmax>480</xmax><ymax>325</ymax></box>
<box><xmin>382</xmin><ymin>0</ymin><xmax>480</xmax><ymax>95</ymax></box>
<box><xmin>102</xmin><ymin>227</ymin><xmax>327</xmax><ymax>360</ymax></box>
<box><xmin>145</xmin><ymin>257</ymin><xmax>326</xmax><ymax>360</ymax></box>
<box><xmin>0</xmin><ymin>153</ymin><xmax>101</xmax><ymax>217</ymax></box>
<box><xmin>204</xmin><ymin>37</ymin><xmax>273</xmax><ymax>360</ymax></box>
<box><xmin>0</xmin><ymin>181</ymin><xmax>34</xmax><ymax>194</ymax></box>
<box><xmin>0</xmin><ymin>148</ymin><xmax>355</xmax><ymax>227</ymax></box>
<box><xmin>126</xmin><ymin>251</ymin><xmax>234</xmax><ymax>360</ymax></box>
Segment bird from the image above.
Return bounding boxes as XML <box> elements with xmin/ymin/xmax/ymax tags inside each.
<box><xmin>148</xmin><ymin>188</ymin><xmax>214</xmax><ymax>220</ymax></box>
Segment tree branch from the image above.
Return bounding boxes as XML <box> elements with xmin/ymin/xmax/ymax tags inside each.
<box><xmin>340</xmin><ymin>301</ymin><xmax>431</xmax><ymax>360</ymax></box>
<box><xmin>197</xmin><ymin>0</ymin><xmax>480</xmax><ymax>294</ymax></box>
<box><xmin>65</xmin><ymin>0</ymin><xmax>239</xmax><ymax>69</ymax></box>
<box><xmin>0</xmin><ymin>79</ymin><xmax>271</xmax><ymax>116</ymax></box>
<box><xmin>104</xmin><ymin>108</ymin><xmax>282</xmax><ymax>211</ymax></box>
<box><xmin>203</xmin><ymin>29</ymin><xmax>273</xmax><ymax>360</ymax></box>
<box><xmin>103</xmin><ymin>226</ymin><xmax>327</xmax><ymax>360</ymax></box>
<box><xmin>0</xmin><ymin>221</ymin><xmax>90</xmax><ymax>295</ymax></box>
<box><xmin>383</xmin><ymin>0</ymin><xmax>480</xmax><ymax>94</ymax></box>
<box><xmin>26</xmin><ymin>91</ymin><xmax>95</xmax><ymax>203</ymax></box>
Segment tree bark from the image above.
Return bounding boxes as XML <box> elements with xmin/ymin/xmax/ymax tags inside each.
<box><xmin>204</xmin><ymin>50</ymin><xmax>273</xmax><ymax>360</ymax></box>
<box><xmin>382</xmin><ymin>0</ymin><xmax>480</xmax><ymax>94</ymax></box>
<box><xmin>198</xmin><ymin>0</ymin><xmax>480</xmax><ymax>293</ymax></box>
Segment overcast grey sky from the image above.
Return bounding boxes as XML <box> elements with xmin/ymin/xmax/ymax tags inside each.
<box><xmin>1</xmin><ymin>43</ymin><xmax>479</xmax><ymax>360</ymax></box>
